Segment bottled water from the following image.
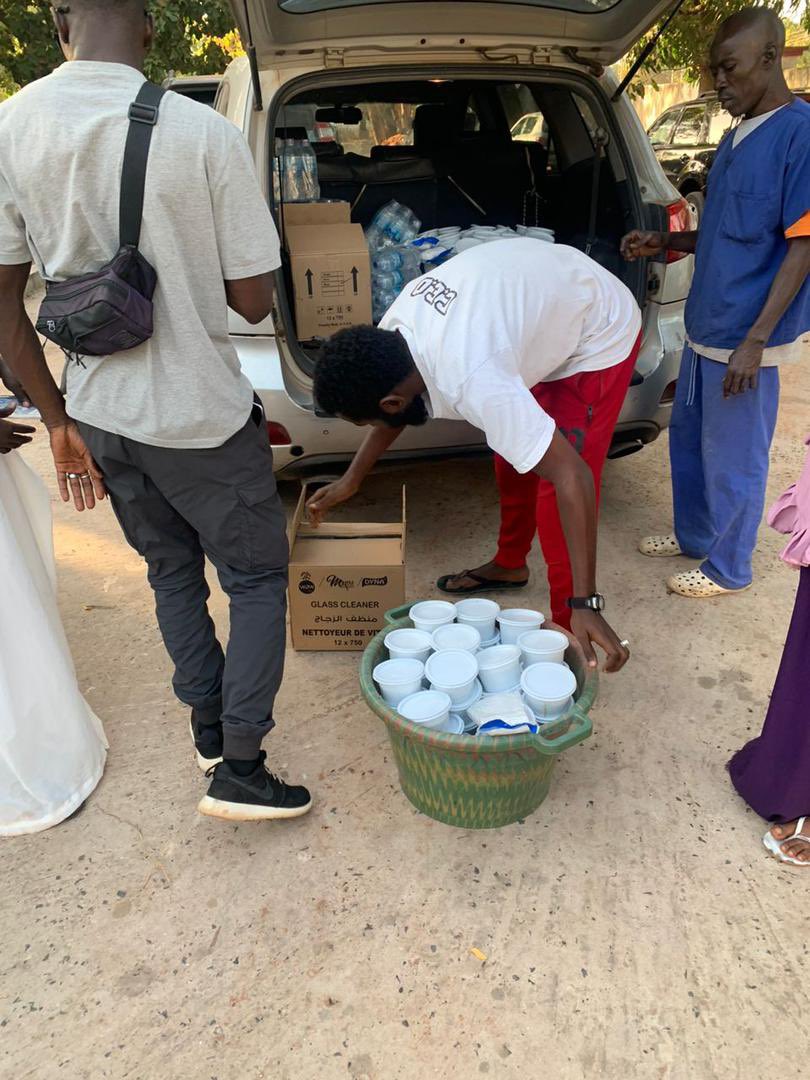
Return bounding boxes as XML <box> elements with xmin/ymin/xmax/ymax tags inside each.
<box><xmin>372</xmin><ymin>287</ymin><xmax>398</xmax><ymax>324</ymax></box>
<box><xmin>366</xmin><ymin>200</ymin><xmax>421</xmax><ymax>248</ymax></box>
<box><xmin>367</xmin><ymin>203</ymin><xmax>423</xmax><ymax>322</ymax></box>
<box><xmin>399</xmin><ymin>243</ymin><xmax>423</xmax><ymax>283</ymax></box>
<box><xmin>372</xmin><ymin>250</ymin><xmax>402</xmax><ymax>273</ymax></box>
<box><xmin>375</xmin><ymin>270</ymin><xmax>404</xmax><ymax>292</ymax></box>
<box><xmin>297</xmin><ymin>139</ymin><xmax>320</xmax><ymax>202</ymax></box>
<box><xmin>274</xmin><ymin>139</ymin><xmax>321</xmax><ymax>203</ymax></box>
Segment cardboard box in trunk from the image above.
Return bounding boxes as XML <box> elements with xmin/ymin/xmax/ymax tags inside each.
<box><xmin>288</xmin><ymin>485</ymin><xmax>406</xmax><ymax>652</ymax></box>
<box><xmin>282</xmin><ymin>200</ymin><xmax>351</xmax><ymax>230</ymax></box>
<box><xmin>279</xmin><ymin>199</ymin><xmax>351</xmax><ymax>244</ymax></box>
<box><xmin>285</xmin><ymin>220</ymin><xmax>372</xmax><ymax>340</ymax></box>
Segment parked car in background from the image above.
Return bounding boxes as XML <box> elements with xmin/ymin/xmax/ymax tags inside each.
<box><xmin>647</xmin><ymin>93</ymin><xmax>733</xmax><ymax>223</ymax></box>
<box><xmin>510</xmin><ymin>111</ymin><xmax>547</xmax><ymax>144</ymax></box>
<box><xmin>162</xmin><ymin>74</ymin><xmax>222</xmax><ymax>108</ymax></box>
<box><xmin>648</xmin><ymin>88</ymin><xmax>810</xmax><ymax>222</ymax></box>
<box><xmin>219</xmin><ymin>0</ymin><xmax>694</xmax><ymax>478</ymax></box>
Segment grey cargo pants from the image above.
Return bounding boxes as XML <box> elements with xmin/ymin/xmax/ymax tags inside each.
<box><xmin>77</xmin><ymin>412</ymin><xmax>288</xmax><ymax>760</ymax></box>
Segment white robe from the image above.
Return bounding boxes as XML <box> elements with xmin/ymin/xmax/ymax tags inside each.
<box><xmin>0</xmin><ymin>452</ymin><xmax>106</xmax><ymax>835</ymax></box>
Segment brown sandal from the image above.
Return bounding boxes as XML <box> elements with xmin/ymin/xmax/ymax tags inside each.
<box><xmin>436</xmin><ymin>570</ymin><xmax>529</xmax><ymax>595</ymax></box>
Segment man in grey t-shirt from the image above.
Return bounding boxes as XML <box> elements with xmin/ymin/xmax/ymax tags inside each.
<box><xmin>0</xmin><ymin>0</ymin><xmax>312</xmax><ymax>822</ymax></box>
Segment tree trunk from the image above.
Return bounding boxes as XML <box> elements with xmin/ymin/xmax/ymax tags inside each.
<box><xmin>698</xmin><ymin>64</ymin><xmax>714</xmax><ymax>93</ymax></box>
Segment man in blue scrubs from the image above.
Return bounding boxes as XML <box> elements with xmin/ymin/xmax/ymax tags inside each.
<box><xmin>622</xmin><ymin>7</ymin><xmax>810</xmax><ymax>598</ymax></box>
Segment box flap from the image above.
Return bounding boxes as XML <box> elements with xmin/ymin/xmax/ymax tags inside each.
<box><xmin>289</xmin><ymin>483</ymin><xmax>309</xmax><ymax>549</ymax></box>
<box><xmin>287</xmin><ymin>223</ymin><xmax>368</xmax><ymax>256</ymax></box>
<box><xmin>296</xmin><ymin>522</ymin><xmax>403</xmax><ymax>540</ymax></box>
<box><xmin>292</xmin><ymin>535</ymin><xmax>403</xmax><ymax>567</ymax></box>
<box><xmin>283</xmin><ymin>201</ymin><xmax>350</xmax><ymax>231</ymax></box>
<box><xmin>290</xmin><ymin>483</ymin><xmax>407</xmax><ymax>542</ymax></box>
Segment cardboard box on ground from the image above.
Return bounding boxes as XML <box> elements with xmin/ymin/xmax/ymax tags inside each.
<box><xmin>283</xmin><ymin>201</ymin><xmax>372</xmax><ymax>340</ymax></box>
<box><xmin>288</xmin><ymin>484</ymin><xmax>406</xmax><ymax>651</ymax></box>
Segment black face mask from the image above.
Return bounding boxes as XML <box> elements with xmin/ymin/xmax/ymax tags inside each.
<box><xmin>379</xmin><ymin>395</ymin><xmax>429</xmax><ymax>428</ymax></box>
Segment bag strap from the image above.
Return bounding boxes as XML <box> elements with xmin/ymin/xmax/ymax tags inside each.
<box><xmin>119</xmin><ymin>81</ymin><xmax>167</xmax><ymax>250</ymax></box>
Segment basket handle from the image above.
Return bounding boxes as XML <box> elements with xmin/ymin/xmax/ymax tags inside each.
<box><xmin>384</xmin><ymin>603</ymin><xmax>414</xmax><ymax>626</ymax></box>
<box><xmin>530</xmin><ymin>703</ymin><xmax>592</xmax><ymax>754</ymax></box>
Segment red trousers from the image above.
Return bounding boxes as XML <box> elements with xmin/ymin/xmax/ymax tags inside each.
<box><xmin>494</xmin><ymin>335</ymin><xmax>641</xmax><ymax>629</ymax></box>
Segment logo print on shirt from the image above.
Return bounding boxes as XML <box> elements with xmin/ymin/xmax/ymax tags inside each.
<box><xmin>410</xmin><ymin>276</ymin><xmax>458</xmax><ymax>316</ymax></box>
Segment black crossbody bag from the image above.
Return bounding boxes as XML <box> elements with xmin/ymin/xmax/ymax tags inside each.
<box><xmin>36</xmin><ymin>81</ymin><xmax>166</xmax><ymax>358</ymax></box>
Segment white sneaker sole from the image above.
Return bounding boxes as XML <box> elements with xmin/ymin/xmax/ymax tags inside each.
<box><xmin>189</xmin><ymin>719</ymin><xmax>223</xmax><ymax>773</ymax></box>
<box><xmin>197</xmin><ymin>794</ymin><xmax>313</xmax><ymax>821</ymax></box>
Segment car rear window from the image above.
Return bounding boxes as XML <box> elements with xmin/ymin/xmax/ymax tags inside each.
<box><xmin>648</xmin><ymin>110</ymin><xmax>679</xmax><ymax>144</ymax></box>
<box><xmin>671</xmin><ymin>105</ymin><xmax>705</xmax><ymax>146</ymax></box>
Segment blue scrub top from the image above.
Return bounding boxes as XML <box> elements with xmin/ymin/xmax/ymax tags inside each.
<box><xmin>685</xmin><ymin>97</ymin><xmax>810</xmax><ymax>350</ymax></box>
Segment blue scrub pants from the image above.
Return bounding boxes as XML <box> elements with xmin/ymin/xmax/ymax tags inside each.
<box><xmin>669</xmin><ymin>347</ymin><xmax>779</xmax><ymax>590</ymax></box>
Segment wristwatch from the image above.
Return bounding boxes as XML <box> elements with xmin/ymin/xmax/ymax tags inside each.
<box><xmin>567</xmin><ymin>593</ymin><xmax>606</xmax><ymax>612</ymax></box>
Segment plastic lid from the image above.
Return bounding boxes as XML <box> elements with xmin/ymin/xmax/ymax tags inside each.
<box><xmin>386</xmin><ymin>628</ymin><xmax>433</xmax><ymax>646</ymax></box>
<box><xmin>398</xmin><ymin>690</ymin><xmax>452</xmax><ymax>722</ymax></box>
<box><xmin>373</xmin><ymin>658</ymin><xmax>424</xmax><ymax>684</ymax></box>
<box><xmin>521</xmin><ymin>662</ymin><xmax>576</xmax><ymax>698</ymax></box>
<box><xmin>432</xmin><ymin>623</ymin><xmax>481</xmax><ymax>650</ymax></box>
<box><xmin>498</xmin><ymin>608</ymin><xmax>544</xmax><ymax>624</ymax></box>
<box><xmin>476</xmin><ymin>644</ymin><xmax>521</xmax><ymax>670</ymax></box>
<box><xmin>410</xmin><ymin>600</ymin><xmax>456</xmax><ymax>621</ymax></box>
<box><xmin>518</xmin><ymin>628</ymin><xmax>568</xmax><ymax>650</ymax></box>
<box><xmin>425</xmin><ymin>650</ymin><xmax>478</xmax><ymax>687</ymax></box>
<box><xmin>454</xmin><ymin>597</ymin><xmax>500</xmax><ymax>616</ymax></box>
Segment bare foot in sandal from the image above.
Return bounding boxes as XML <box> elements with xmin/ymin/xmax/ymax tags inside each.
<box><xmin>769</xmin><ymin>819</ymin><xmax>810</xmax><ymax>863</ymax></box>
<box><xmin>437</xmin><ymin>559</ymin><xmax>530</xmax><ymax>594</ymax></box>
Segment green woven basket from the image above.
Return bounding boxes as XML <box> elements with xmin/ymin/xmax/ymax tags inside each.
<box><xmin>359</xmin><ymin>603</ymin><xmax>597</xmax><ymax>829</ymax></box>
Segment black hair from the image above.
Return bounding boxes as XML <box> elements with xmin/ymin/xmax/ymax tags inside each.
<box><xmin>314</xmin><ymin>326</ymin><xmax>417</xmax><ymax>423</ymax></box>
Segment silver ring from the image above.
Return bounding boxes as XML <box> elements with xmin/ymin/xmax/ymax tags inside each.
<box><xmin>65</xmin><ymin>472</ymin><xmax>81</xmax><ymax>479</ymax></box>
<box><xmin>620</xmin><ymin>639</ymin><xmax>630</xmax><ymax>649</ymax></box>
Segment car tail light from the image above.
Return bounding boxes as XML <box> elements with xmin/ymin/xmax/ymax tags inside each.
<box><xmin>666</xmin><ymin>199</ymin><xmax>690</xmax><ymax>263</ymax></box>
<box><xmin>267</xmin><ymin>421</ymin><xmax>292</xmax><ymax>445</ymax></box>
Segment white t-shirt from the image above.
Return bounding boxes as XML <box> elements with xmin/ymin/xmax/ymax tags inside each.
<box><xmin>379</xmin><ymin>239</ymin><xmax>641</xmax><ymax>473</ymax></box>
<box><xmin>732</xmin><ymin>103</ymin><xmax>787</xmax><ymax>148</ymax></box>
<box><xmin>0</xmin><ymin>62</ymin><xmax>281</xmax><ymax>449</ymax></box>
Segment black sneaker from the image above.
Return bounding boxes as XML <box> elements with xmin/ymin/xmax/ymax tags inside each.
<box><xmin>189</xmin><ymin>708</ymin><xmax>223</xmax><ymax>773</ymax></box>
<box><xmin>198</xmin><ymin>752</ymin><xmax>312</xmax><ymax>821</ymax></box>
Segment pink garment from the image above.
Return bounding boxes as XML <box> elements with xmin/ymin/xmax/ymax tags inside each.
<box><xmin>767</xmin><ymin>436</ymin><xmax>810</xmax><ymax>568</ymax></box>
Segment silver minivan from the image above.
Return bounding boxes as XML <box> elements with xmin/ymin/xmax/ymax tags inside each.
<box><xmin>218</xmin><ymin>0</ymin><xmax>693</xmax><ymax>476</ymax></box>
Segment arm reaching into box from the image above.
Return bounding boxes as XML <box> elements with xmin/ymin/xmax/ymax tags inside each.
<box><xmin>307</xmin><ymin>425</ymin><xmax>404</xmax><ymax>525</ymax></box>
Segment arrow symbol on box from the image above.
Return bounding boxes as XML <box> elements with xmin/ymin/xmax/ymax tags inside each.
<box><xmin>350</xmin><ymin>267</ymin><xmax>359</xmax><ymax>294</ymax></box>
<box><xmin>305</xmin><ymin>268</ymin><xmax>314</xmax><ymax>296</ymax></box>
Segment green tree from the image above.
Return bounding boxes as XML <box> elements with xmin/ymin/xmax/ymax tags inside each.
<box><xmin>0</xmin><ymin>3</ymin><xmax>61</xmax><ymax>88</ymax></box>
<box><xmin>146</xmin><ymin>0</ymin><xmax>235</xmax><ymax>80</ymax></box>
<box><xmin>0</xmin><ymin>0</ymin><xmax>238</xmax><ymax>92</ymax></box>
<box><xmin>629</xmin><ymin>0</ymin><xmax>793</xmax><ymax>92</ymax></box>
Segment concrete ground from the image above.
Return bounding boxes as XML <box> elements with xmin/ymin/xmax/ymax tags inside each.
<box><xmin>2</xmin><ymin>355</ymin><xmax>808</xmax><ymax>1080</ymax></box>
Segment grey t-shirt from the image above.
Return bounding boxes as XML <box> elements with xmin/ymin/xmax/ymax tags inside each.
<box><xmin>0</xmin><ymin>61</ymin><xmax>281</xmax><ymax>448</ymax></box>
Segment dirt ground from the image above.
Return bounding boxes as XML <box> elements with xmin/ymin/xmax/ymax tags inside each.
<box><xmin>1</xmin><ymin>347</ymin><xmax>808</xmax><ymax>1079</ymax></box>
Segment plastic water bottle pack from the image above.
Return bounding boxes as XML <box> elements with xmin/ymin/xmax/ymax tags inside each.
<box><xmin>273</xmin><ymin>139</ymin><xmax>321</xmax><ymax>203</ymax></box>
<box><xmin>367</xmin><ymin>201</ymin><xmax>423</xmax><ymax>322</ymax></box>
<box><xmin>366</xmin><ymin>200</ymin><xmax>421</xmax><ymax>249</ymax></box>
